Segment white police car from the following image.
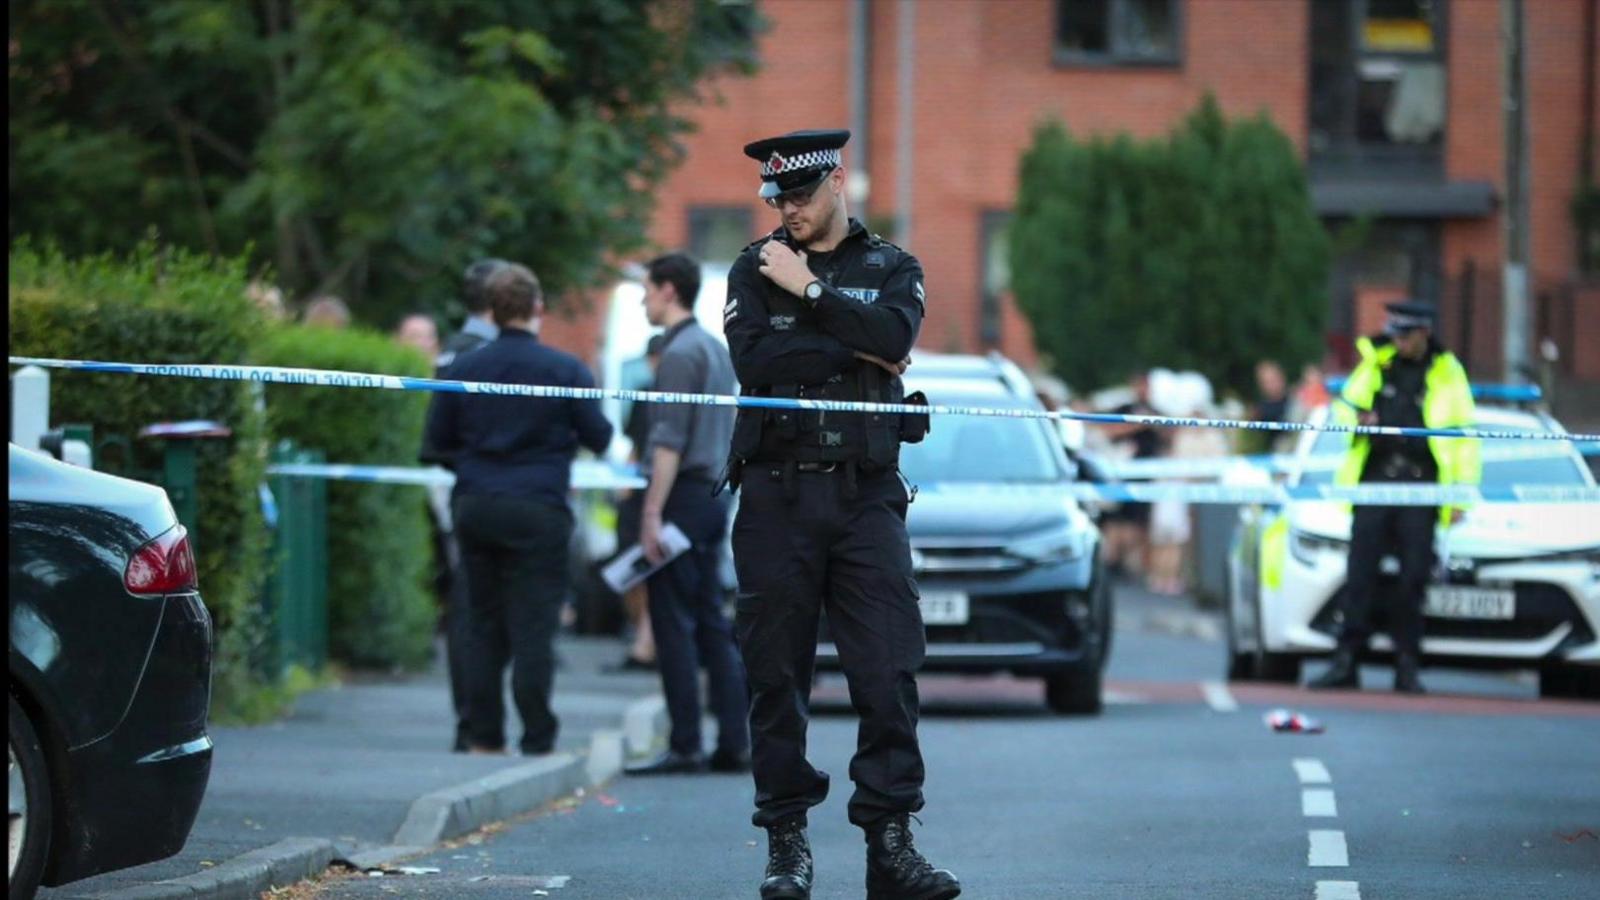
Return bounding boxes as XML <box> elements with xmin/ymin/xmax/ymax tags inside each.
<box><xmin>1226</xmin><ymin>403</ymin><xmax>1600</xmax><ymax>698</ymax></box>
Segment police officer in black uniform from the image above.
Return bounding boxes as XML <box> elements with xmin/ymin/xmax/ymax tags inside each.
<box><xmin>722</xmin><ymin>129</ymin><xmax>959</xmax><ymax>900</ymax></box>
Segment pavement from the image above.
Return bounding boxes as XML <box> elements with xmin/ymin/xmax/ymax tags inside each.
<box><xmin>39</xmin><ymin>636</ymin><xmax>669</xmax><ymax>900</ymax></box>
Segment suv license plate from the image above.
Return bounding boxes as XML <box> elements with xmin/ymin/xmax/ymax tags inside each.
<box><xmin>919</xmin><ymin>591</ymin><xmax>970</xmax><ymax>626</ymax></box>
<box><xmin>1425</xmin><ymin>586</ymin><xmax>1515</xmax><ymax>620</ymax></box>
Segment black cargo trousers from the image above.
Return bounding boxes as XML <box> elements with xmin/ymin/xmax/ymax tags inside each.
<box><xmin>732</xmin><ymin>461</ymin><xmax>926</xmax><ymax>829</ymax></box>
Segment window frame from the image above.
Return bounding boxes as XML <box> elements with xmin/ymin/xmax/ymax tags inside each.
<box><xmin>686</xmin><ymin>205</ymin><xmax>755</xmax><ymax>267</ymax></box>
<box><xmin>1308</xmin><ymin>0</ymin><xmax>1451</xmax><ymax>179</ymax></box>
<box><xmin>977</xmin><ymin>210</ymin><xmax>1012</xmax><ymax>349</ymax></box>
<box><xmin>1052</xmin><ymin>0</ymin><xmax>1185</xmax><ymax>69</ymax></box>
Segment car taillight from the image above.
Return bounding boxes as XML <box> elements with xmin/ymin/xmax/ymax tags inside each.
<box><xmin>124</xmin><ymin>526</ymin><xmax>199</xmax><ymax>596</ymax></box>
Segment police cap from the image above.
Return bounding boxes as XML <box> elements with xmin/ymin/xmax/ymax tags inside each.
<box><xmin>1383</xmin><ymin>300</ymin><xmax>1437</xmax><ymax>335</ymax></box>
<box><xmin>743</xmin><ymin>129</ymin><xmax>850</xmax><ymax>200</ymax></box>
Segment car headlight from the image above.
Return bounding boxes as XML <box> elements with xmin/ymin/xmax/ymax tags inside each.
<box><xmin>1290</xmin><ymin>529</ymin><xmax>1348</xmax><ymax>567</ymax></box>
<box><xmin>1010</xmin><ymin>527</ymin><xmax>1086</xmax><ymax>564</ymax></box>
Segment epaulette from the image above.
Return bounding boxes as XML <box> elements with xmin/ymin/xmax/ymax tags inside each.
<box><xmin>741</xmin><ymin>228</ymin><xmax>786</xmax><ymax>255</ymax></box>
<box><xmin>866</xmin><ymin>233</ymin><xmax>908</xmax><ymax>256</ymax></box>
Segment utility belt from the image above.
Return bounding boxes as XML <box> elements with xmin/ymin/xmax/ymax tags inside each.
<box><xmin>1365</xmin><ymin>451</ymin><xmax>1437</xmax><ymax>483</ymax></box>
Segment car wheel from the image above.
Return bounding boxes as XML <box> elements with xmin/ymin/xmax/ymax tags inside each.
<box><xmin>1096</xmin><ymin>571</ymin><xmax>1115</xmax><ymax>673</ymax></box>
<box><xmin>1253</xmin><ymin>652</ymin><xmax>1303</xmax><ymax>684</ymax></box>
<box><xmin>1223</xmin><ymin>588</ymin><xmax>1254</xmax><ymax>681</ymax></box>
<box><xmin>9</xmin><ymin>695</ymin><xmax>50</xmax><ymax>900</ymax></box>
<box><xmin>1539</xmin><ymin>666</ymin><xmax>1600</xmax><ymax>700</ymax></box>
<box><xmin>1045</xmin><ymin>666</ymin><xmax>1103</xmax><ymax>716</ymax></box>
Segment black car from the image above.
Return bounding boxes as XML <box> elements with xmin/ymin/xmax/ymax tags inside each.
<box><xmin>9</xmin><ymin>444</ymin><xmax>214</xmax><ymax>899</ymax></box>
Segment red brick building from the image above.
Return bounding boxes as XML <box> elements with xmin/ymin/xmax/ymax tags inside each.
<box><xmin>550</xmin><ymin>0</ymin><xmax>1598</xmax><ymax>399</ymax></box>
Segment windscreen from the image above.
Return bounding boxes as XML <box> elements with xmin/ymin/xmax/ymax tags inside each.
<box><xmin>897</xmin><ymin>395</ymin><xmax>1066</xmax><ymax>484</ymax></box>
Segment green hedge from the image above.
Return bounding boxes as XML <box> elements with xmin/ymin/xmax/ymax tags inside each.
<box><xmin>8</xmin><ymin>241</ymin><xmax>273</xmax><ymax>713</ymax></box>
<box><xmin>256</xmin><ymin>327</ymin><xmax>436</xmax><ymax>670</ymax></box>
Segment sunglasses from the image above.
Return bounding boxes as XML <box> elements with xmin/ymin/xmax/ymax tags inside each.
<box><xmin>764</xmin><ymin>168</ymin><xmax>835</xmax><ymax>209</ymax></box>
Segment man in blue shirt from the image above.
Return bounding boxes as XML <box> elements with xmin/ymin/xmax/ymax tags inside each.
<box><xmin>425</xmin><ymin>263</ymin><xmax>614</xmax><ymax>755</ymax></box>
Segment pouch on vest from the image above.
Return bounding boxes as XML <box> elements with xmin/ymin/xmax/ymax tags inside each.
<box><xmin>900</xmin><ymin>391</ymin><xmax>931</xmax><ymax>444</ymax></box>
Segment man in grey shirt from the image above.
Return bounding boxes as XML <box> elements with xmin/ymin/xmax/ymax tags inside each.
<box><xmin>625</xmin><ymin>253</ymin><xmax>751</xmax><ymax>776</ymax></box>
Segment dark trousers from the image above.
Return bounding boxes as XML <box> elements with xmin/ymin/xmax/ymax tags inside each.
<box><xmin>1340</xmin><ymin>503</ymin><xmax>1437</xmax><ymax>656</ymax></box>
<box><xmin>645</xmin><ymin>478</ymin><xmax>748</xmax><ymax>757</ymax></box>
<box><xmin>454</xmin><ymin>493</ymin><xmax>573</xmax><ymax>754</ymax></box>
<box><xmin>732</xmin><ymin>464</ymin><xmax>925</xmax><ymax>830</ymax></box>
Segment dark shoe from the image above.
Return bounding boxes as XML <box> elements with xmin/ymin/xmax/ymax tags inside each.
<box><xmin>864</xmin><ymin>814</ymin><xmax>961</xmax><ymax>900</ymax></box>
<box><xmin>623</xmin><ymin>750</ymin><xmax>707</xmax><ymax>776</ymax></box>
<box><xmin>1393</xmin><ymin>654</ymin><xmax>1427</xmax><ymax>695</ymax></box>
<box><xmin>709</xmin><ymin>747</ymin><xmax>751</xmax><ymax>773</ymax></box>
<box><xmin>1308</xmin><ymin>649</ymin><xmax>1360</xmax><ymax>690</ymax></box>
<box><xmin>761</xmin><ymin>815</ymin><xmax>813</xmax><ymax>900</ymax></box>
<box><xmin>604</xmin><ymin>655</ymin><xmax>656</xmax><ymax>673</ymax></box>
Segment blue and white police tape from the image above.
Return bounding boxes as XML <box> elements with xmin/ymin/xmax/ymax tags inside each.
<box><xmin>1059</xmin><ymin>482</ymin><xmax>1600</xmax><ymax>506</ymax></box>
<box><xmin>11</xmin><ymin>355</ymin><xmax>1600</xmax><ymax>443</ymax></box>
<box><xmin>1100</xmin><ymin>441</ymin><xmax>1600</xmax><ymax>481</ymax></box>
<box><xmin>266</xmin><ymin>460</ymin><xmax>647</xmax><ymax>491</ymax></box>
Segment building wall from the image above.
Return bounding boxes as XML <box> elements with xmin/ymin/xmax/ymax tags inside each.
<box><xmin>556</xmin><ymin>0</ymin><xmax>1593</xmax><ymax>388</ymax></box>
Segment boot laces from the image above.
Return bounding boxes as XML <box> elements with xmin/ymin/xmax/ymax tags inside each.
<box><xmin>879</xmin><ymin>814</ymin><xmax>935</xmax><ymax>877</ymax></box>
<box><xmin>767</xmin><ymin>819</ymin><xmax>810</xmax><ymax>874</ymax></box>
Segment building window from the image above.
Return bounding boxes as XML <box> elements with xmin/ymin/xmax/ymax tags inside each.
<box><xmin>1055</xmin><ymin>0</ymin><xmax>1181</xmax><ymax>66</ymax></box>
<box><xmin>1310</xmin><ymin>0</ymin><xmax>1447</xmax><ymax>179</ymax></box>
<box><xmin>979</xmin><ymin>212</ymin><xmax>1012</xmax><ymax>348</ymax></box>
<box><xmin>687</xmin><ymin>206</ymin><xmax>753</xmax><ymax>266</ymax></box>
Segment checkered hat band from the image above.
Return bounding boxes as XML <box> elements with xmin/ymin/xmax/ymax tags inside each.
<box><xmin>761</xmin><ymin>148</ymin><xmax>840</xmax><ymax>177</ymax></box>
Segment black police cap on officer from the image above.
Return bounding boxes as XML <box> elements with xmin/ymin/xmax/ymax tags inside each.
<box><xmin>1383</xmin><ymin>300</ymin><xmax>1437</xmax><ymax>335</ymax></box>
<box><xmin>743</xmin><ymin>129</ymin><xmax>850</xmax><ymax>200</ymax></box>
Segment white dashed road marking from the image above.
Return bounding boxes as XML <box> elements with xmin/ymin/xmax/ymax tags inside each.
<box><xmin>1308</xmin><ymin>830</ymin><xmax>1350</xmax><ymax>867</ymax></box>
<box><xmin>1294</xmin><ymin>758</ymin><xmax>1332</xmax><ymax>784</ymax></box>
<box><xmin>1302</xmin><ymin>788</ymin><xmax>1339</xmax><ymax>818</ymax></box>
<box><xmin>1200</xmin><ymin>681</ymin><xmax>1238</xmax><ymax>712</ymax></box>
<box><xmin>1315</xmin><ymin>880</ymin><xmax>1362</xmax><ymax>899</ymax></box>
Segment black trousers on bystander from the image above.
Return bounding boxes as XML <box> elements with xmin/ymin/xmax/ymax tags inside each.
<box><xmin>454</xmin><ymin>492</ymin><xmax>573</xmax><ymax>755</ymax></box>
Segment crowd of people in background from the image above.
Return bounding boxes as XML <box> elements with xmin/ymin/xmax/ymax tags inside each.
<box><xmin>1076</xmin><ymin>359</ymin><xmax>1334</xmax><ymax>598</ymax></box>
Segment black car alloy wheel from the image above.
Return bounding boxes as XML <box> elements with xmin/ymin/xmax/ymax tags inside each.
<box><xmin>9</xmin><ymin>695</ymin><xmax>51</xmax><ymax>900</ymax></box>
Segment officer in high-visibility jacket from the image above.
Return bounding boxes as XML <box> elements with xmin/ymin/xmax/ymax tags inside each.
<box><xmin>1310</xmin><ymin>301</ymin><xmax>1479</xmax><ymax>694</ymax></box>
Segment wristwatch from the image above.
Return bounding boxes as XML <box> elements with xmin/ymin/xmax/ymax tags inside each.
<box><xmin>803</xmin><ymin>280</ymin><xmax>824</xmax><ymax>303</ymax></box>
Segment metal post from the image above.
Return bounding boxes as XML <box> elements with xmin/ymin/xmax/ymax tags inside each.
<box><xmin>1501</xmin><ymin>0</ymin><xmax>1531</xmax><ymax>381</ymax></box>
<box><xmin>11</xmin><ymin>365</ymin><xmax>50</xmax><ymax>450</ymax></box>
<box><xmin>894</xmin><ymin>0</ymin><xmax>915</xmax><ymax>246</ymax></box>
<box><xmin>848</xmin><ymin>0</ymin><xmax>873</xmax><ymax>209</ymax></box>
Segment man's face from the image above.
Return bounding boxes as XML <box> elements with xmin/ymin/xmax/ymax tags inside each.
<box><xmin>1256</xmin><ymin>361</ymin><xmax>1286</xmax><ymax>399</ymax></box>
<box><xmin>1395</xmin><ymin>327</ymin><xmax>1430</xmax><ymax>358</ymax></box>
<box><xmin>770</xmin><ymin>167</ymin><xmax>843</xmax><ymax>244</ymax></box>
<box><xmin>396</xmin><ymin>316</ymin><xmax>438</xmax><ymax>356</ymax></box>
<box><xmin>642</xmin><ymin>278</ymin><xmax>674</xmax><ymax>327</ymax></box>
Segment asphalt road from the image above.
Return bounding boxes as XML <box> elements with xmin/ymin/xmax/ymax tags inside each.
<box><xmin>305</xmin><ymin>585</ymin><xmax>1599</xmax><ymax>900</ymax></box>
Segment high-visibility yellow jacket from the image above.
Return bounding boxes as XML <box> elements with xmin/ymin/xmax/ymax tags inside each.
<box><xmin>1332</xmin><ymin>336</ymin><xmax>1480</xmax><ymax>524</ymax></box>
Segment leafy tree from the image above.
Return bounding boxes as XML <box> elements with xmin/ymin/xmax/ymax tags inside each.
<box><xmin>1010</xmin><ymin>96</ymin><xmax>1329</xmax><ymax>398</ymax></box>
<box><xmin>9</xmin><ymin>0</ymin><xmax>761</xmax><ymax>325</ymax></box>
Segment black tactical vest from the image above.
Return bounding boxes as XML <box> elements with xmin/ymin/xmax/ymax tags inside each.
<box><xmin>730</xmin><ymin>232</ymin><xmax>924</xmax><ymax>471</ymax></box>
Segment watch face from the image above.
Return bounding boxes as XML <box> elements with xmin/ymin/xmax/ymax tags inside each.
<box><xmin>806</xmin><ymin>281</ymin><xmax>823</xmax><ymax>299</ymax></box>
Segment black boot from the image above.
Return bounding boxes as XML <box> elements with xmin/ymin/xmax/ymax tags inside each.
<box><xmin>1393</xmin><ymin>652</ymin><xmax>1426</xmax><ymax>694</ymax></box>
<box><xmin>864</xmin><ymin>814</ymin><xmax>961</xmax><ymax>900</ymax></box>
<box><xmin>760</xmin><ymin>815</ymin><xmax>812</xmax><ymax>900</ymax></box>
<box><xmin>1308</xmin><ymin>648</ymin><xmax>1360</xmax><ymax>690</ymax></box>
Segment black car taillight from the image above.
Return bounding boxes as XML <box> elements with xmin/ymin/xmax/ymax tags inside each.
<box><xmin>124</xmin><ymin>526</ymin><xmax>199</xmax><ymax>596</ymax></box>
